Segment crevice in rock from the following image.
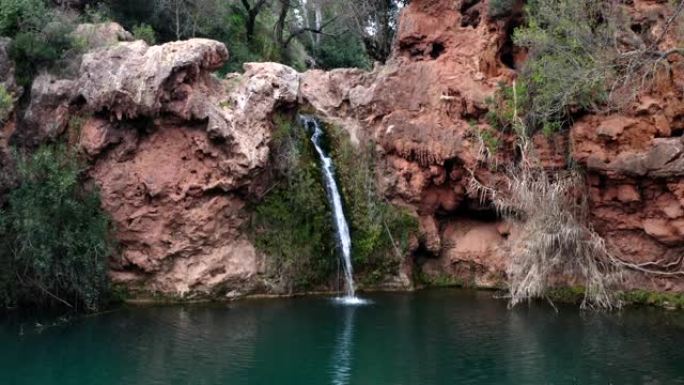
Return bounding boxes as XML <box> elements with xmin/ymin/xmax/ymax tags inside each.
<box><xmin>671</xmin><ymin>114</ymin><xmax>684</xmax><ymax>136</ymax></box>
<box><xmin>498</xmin><ymin>18</ymin><xmax>523</xmax><ymax>70</ymax></box>
<box><xmin>430</xmin><ymin>42</ymin><xmax>446</xmax><ymax>59</ymax></box>
<box><xmin>460</xmin><ymin>0</ymin><xmax>482</xmax><ymax>28</ymax></box>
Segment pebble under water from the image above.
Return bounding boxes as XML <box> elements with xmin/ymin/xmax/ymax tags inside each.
<box><xmin>1</xmin><ymin>289</ymin><xmax>683</xmax><ymax>385</ymax></box>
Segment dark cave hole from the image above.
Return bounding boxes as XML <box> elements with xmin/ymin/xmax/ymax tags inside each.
<box><xmin>499</xmin><ymin>21</ymin><xmax>519</xmax><ymax>69</ymax></box>
<box><xmin>430</xmin><ymin>42</ymin><xmax>446</xmax><ymax>59</ymax></box>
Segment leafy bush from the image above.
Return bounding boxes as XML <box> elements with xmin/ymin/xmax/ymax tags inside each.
<box><xmin>487</xmin><ymin>0</ymin><xmax>617</xmax><ymax>134</ymax></box>
<box><xmin>0</xmin><ymin>145</ymin><xmax>115</xmax><ymax>311</ymax></box>
<box><xmin>132</xmin><ymin>23</ymin><xmax>156</xmax><ymax>45</ymax></box>
<box><xmin>2</xmin><ymin>0</ymin><xmax>82</xmax><ymax>85</ymax></box>
<box><xmin>0</xmin><ymin>0</ymin><xmax>47</xmax><ymax>37</ymax></box>
<box><xmin>251</xmin><ymin>116</ymin><xmax>336</xmax><ymax>292</ymax></box>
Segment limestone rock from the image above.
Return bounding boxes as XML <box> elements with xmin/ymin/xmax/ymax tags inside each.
<box><xmin>78</xmin><ymin>39</ymin><xmax>228</xmax><ymax>119</ymax></box>
<box><xmin>18</xmin><ymin>74</ymin><xmax>76</xmax><ymax>146</ymax></box>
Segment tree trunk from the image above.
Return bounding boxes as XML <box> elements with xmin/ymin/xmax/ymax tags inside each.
<box><xmin>275</xmin><ymin>0</ymin><xmax>291</xmax><ymax>49</ymax></box>
<box><xmin>241</xmin><ymin>0</ymin><xmax>269</xmax><ymax>42</ymax></box>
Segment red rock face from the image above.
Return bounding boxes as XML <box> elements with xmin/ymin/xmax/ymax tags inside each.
<box><xmin>303</xmin><ymin>0</ymin><xmax>684</xmax><ymax>293</ymax></box>
<box><xmin>11</xmin><ymin>0</ymin><xmax>684</xmax><ymax>297</ymax></box>
<box><xmin>84</xmin><ymin>119</ymin><xmax>261</xmax><ymax>295</ymax></box>
<box><xmin>301</xmin><ymin>0</ymin><xmax>518</xmax><ymax>288</ymax></box>
<box><xmin>70</xmin><ymin>39</ymin><xmax>300</xmax><ymax>297</ymax></box>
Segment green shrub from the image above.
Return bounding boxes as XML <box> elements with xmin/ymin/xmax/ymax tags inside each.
<box><xmin>0</xmin><ymin>84</ymin><xmax>12</xmax><ymax>122</ymax></box>
<box><xmin>0</xmin><ymin>0</ymin><xmax>47</xmax><ymax>37</ymax></box>
<box><xmin>251</xmin><ymin>115</ymin><xmax>418</xmax><ymax>290</ymax></box>
<box><xmin>327</xmin><ymin>125</ymin><xmax>418</xmax><ymax>285</ymax></box>
<box><xmin>251</xmin><ymin>116</ymin><xmax>336</xmax><ymax>291</ymax></box>
<box><xmin>3</xmin><ymin>1</ymin><xmax>81</xmax><ymax>85</ymax></box>
<box><xmin>487</xmin><ymin>0</ymin><xmax>616</xmax><ymax>134</ymax></box>
<box><xmin>0</xmin><ymin>145</ymin><xmax>115</xmax><ymax>311</ymax></box>
<box><xmin>132</xmin><ymin>23</ymin><xmax>156</xmax><ymax>45</ymax></box>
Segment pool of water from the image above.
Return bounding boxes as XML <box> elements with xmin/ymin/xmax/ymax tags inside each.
<box><xmin>1</xmin><ymin>289</ymin><xmax>684</xmax><ymax>385</ymax></box>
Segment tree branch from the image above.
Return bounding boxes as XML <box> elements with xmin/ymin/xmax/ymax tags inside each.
<box><xmin>283</xmin><ymin>16</ymin><xmax>339</xmax><ymax>48</ymax></box>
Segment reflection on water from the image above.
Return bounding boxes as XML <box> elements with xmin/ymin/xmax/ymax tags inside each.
<box><xmin>330</xmin><ymin>306</ymin><xmax>356</xmax><ymax>385</ymax></box>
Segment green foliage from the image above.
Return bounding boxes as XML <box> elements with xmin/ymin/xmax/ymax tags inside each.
<box><xmin>620</xmin><ymin>290</ymin><xmax>684</xmax><ymax>310</ymax></box>
<box><xmin>486</xmin><ymin>0</ymin><xmax>617</xmax><ymax>135</ymax></box>
<box><xmin>549</xmin><ymin>287</ymin><xmax>684</xmax><ymax>310</ymax></box>
<box><xmin>1</xmin><ymin>0</ymin><xmax>82</xmax><ymax>85</ymax></box>
<box><xmin>415</xmin><ymin>271</ymin><xmax>467</xmax><ymax>288</ymax></box>
<box><xmin>327</xmin><ymin>124</ymin><xmax>418</xmax><ymax>285</ymax></box>
<box><xmin>0</xmin><ymin>145</ymin><xmax>115</xmax><ymax>311</ymax></box>
<box><xmin>312</xmin><ymin>34</ymin><xmax>371</xmax><ymax>70</ymax></box>
<box><xmin>251</xmin><ymin>115</ymin><xmax>418</xmax><ymax>291</ymax></box>
<box><xmin>0</xmin><ymin>0</ymin><xmax>46</xmax><ymax>37</ymax></box>
<box><xmin>81</xmin><ymin>3</ymin><xmax>113</xmax><ymax>23</ymax></box>
<box><xmin>509</xmin><ymin>0</ymin><xmax>614</xmax><ymax>132</ymax></box>
<box><xmin>132</xmin><ymin>23</ymin><xmax>157</xmax><ymax>45</ymax></box>
<box><xmin>0</xmin><ymin>84</ymin><xmax>12</xmax><ymax>122</ymax></box>
<box><xmin>251</xmin><ymin>116</ymin><xmax>336</xmax><ymax>291</ymax></box>
<box><xmin>488</xmin><ymin>0</ymin><xmax>516</xmax><ymax>19</ymax></box>
<box><xmin>206</xmin><ymin>11</ymin><xmax>283</xmax><ymax>74</ymax></box>
<box><xmin>485</xmin><ymin>81</ymin><xmax>526</xmax><ymax>132</ymax></box>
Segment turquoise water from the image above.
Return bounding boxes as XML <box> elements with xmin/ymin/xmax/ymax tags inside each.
<box><xmin>1</xmin><ymin>289</ymin><xmax>684</xmax><ymax>385</ymax></box>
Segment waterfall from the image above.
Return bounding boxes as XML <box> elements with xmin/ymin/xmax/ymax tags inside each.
<box><xmin>300</xmin><ymin>115</ymin><xmax>365</xmax><ymax>304</ymax></box>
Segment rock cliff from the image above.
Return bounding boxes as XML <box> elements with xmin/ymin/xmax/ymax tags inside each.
<box><xmin>3</xmin><ymin>0</ymin><xmax>684</xmax><ymax>298</ymax></box>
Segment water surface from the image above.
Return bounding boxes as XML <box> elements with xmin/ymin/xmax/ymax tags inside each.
<box><xmin>1</xmin><ymin>289</ymin><xmax>683</xmax><ymax>385</ymax></box>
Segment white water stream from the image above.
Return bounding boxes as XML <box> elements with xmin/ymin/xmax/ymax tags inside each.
<box><xmin>300</xmin><ymin>116</ymin><xmax>366</xmax><ymax>305</ymax></box>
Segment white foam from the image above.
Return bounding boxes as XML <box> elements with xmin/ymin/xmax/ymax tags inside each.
<box><xmin>333</xmin><ymin>296</ymin><xmax>372</xmax><ymax>306</ymax></box>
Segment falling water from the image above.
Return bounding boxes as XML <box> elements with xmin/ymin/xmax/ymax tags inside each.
<box><xmin>300</xmin><ymin>115</ymin><xmax>365</xmax><ymax>304</ymax></box>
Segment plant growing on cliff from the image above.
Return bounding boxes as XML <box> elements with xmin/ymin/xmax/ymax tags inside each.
<box><xmin>251</xmin><ymin>115</ymin><xmax>418</xmax><ymax>291</ymax></box>
<box><xmin>490</xmin><ymin>0</ymin><xmax>684</xmax><ymax>134</ymax></box>
<box><xmin>0</xmin><ymin>144</ymin><xmax>115</xmax><ymax>311</ymax></box>
<box><xmin>251</xmin><ymin>115</ymin><xmax>336</xmax><ymax>292</ymax></box>
<box><xmin>470</xmin><ymin>166</ymin><xmax>621</xmax><ymax>309</ymax></box>
<box><xmin>506</xmin><ymin>0</ymin><xmax>615</xmax><ymax>133</ymax></box>
<box><xmin>2</xmin><ymin>0</ymin><xmax>84</xmax><ymax>85</ymax></box>
<box><xmin>327</xmin><ymin>124</ymin><xmax>418</xmax><ymax>285</ymax></box>
<box><xmin>132</xmin><ymin>23</ymin><xmax>157</xmax><ymax>45</ymax></box>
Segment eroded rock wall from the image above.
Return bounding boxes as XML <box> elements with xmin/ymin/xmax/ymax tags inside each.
<box><xmin>5</xmin><ymin>0</ymin><xmax>684</xmax><ymax>297</ymax></box>
<box><xmin>302</xmin><ymin>0</ymin><xmax>684</xmax><ymax>292</ymax></box>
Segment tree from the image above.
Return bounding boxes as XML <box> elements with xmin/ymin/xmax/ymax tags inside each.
<box><xmin>342</xmin><ymin>0</ymin><xmax>407</xmax><ymax>63</ymax></box>
<box><xmin>236</xmin><ymin>0</ymin><xmax>269</xmax><ymax>41</ymax></box>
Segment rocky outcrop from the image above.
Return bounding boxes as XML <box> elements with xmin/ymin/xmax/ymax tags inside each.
<box><xmin>300</xmin><ymin>0</ymin><xmax>517</xmax><ymax>288</ymax></box>
<box><xmin>301</xmin><ymin>0</ymin><xmax>684</xmax><ymax>293</ymax></box>
<box><xmin>16</xmin><ymin>75</ymin><xmax>77</xmax><ymax>147</ymax></box>
<box><xmin>73</xmin><ymin>38</ymin><xmax>299</xmax><ymax>296</ymax></box>
<box><xmin>10</xmin><ymin>2</ymin><xmax>684</xmax><ymax>298</ymax></box>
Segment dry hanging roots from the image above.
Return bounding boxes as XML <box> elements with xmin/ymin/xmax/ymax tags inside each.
<box><xmin>469</xmin><ymin>165</ymin><xmax>623</xmax><ymax>310</ymax></box>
